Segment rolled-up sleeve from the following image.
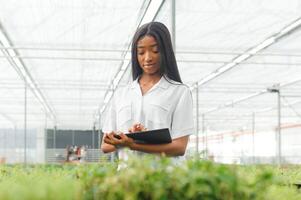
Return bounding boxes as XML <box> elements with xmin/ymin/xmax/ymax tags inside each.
<box><xmin>170</xmin><ymin>87</ymin><xmax>195</xmax><ymax>139</ymax></box>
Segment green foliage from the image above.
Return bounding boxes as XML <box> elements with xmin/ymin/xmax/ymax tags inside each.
<box><xmin>235</xmin><ymin>164</ymin><xmax>301</xmax><ymax>200</ymax></box>
<box><xmin>0</xmin><ymin>164</ymin><xmax>82</xmax><ymax>200</ymax></box>
<box><xmin>76</xmin><ymin>156</ymin><xmax>275</xmax><ymax>200</ymax></box>
<box><xmin>0</xmin><ymin>158</ymin><xmax>301</xmax><ymax>200</ymax></box>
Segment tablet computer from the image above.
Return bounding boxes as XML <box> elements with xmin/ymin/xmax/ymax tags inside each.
<box><xmin>115</xmin><ymin>128</ymin><xmax>172</xmax><ymax>144</ymax></box>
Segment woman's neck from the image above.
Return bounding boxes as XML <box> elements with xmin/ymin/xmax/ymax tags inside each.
<box><xmin>138</xmin><ymin>74</ymin><xmax>162</xmax><ymax>95</ymax></box>
<box><xmin>139</xmin><ymin>74</ymin><xmax>162</xmax><ymax>85</ymax></box>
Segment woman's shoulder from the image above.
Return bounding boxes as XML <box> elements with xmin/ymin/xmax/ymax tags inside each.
<box><xmin>165</xmin><ymin>78</ymin><xmax>190</xmax><ymax>91</ymax></box>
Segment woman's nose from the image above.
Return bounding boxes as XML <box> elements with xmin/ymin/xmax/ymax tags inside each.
<box><xmin>145</xmin><ymin>52</ymin><xmax>153</xmax><ymax>62</ymax></box>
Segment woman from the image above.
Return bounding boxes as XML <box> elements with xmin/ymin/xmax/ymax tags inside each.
<box><xmin>101</xmin><ymin>22</ymin><xmax>194</xmax><ymax>158</ymax></box>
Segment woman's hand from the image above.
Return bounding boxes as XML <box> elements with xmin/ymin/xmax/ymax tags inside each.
<box><xmin>103</xmin><ymin>131</ymin><xmax>134</xmax><ymax>148</ymax></box>
<box><xmin>128</xmin><ymin>123</ymin><xmax>147</xmax><ymax>133</ymax></box>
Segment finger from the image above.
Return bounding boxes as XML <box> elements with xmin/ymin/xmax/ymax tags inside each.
<box><xmin>132</xmin><ymin>123</ymin><xmax>140</xmax><ymax>129</ymax></box>
<box><xmin>108</xmin><ymin>132</ymin><xmax>116</xmax><ymax>138</ymax></box>
<box><xmin>104</xmin><ymin>133</ymin><xmax>111</xmax><ymax>140</ymax></box>
<box><xmin>109</xmin><ymin>133</ymin><xmax>124</xmax><ymax>144</ymax></box>
<box><xmin>105</xmin><ymin>132</ymin><xmax>112</xmax><ymax>139</ymax></box>
<box><xmin>119</xmin><ymin>133</ymin><xmax>134</xmax><ymax>145</ymax></box>
<box><xmin>107</xmin><ymin>133</ymin><xmax>117</xmax><ymax>141</ymax></box>
<box><xmin>115</xmin><ymin>131</ymin><xmax>123</xmax><ymax>139</ymax></box>
<box><xmin>108</xmin><ymin>131</ymin><xmax>115</xmax><ymax>135</ymax></box>
<box><xmin>104</xmin><ymin>137</ymin><xmax>114</xmax><ymax>145</ymax></box>
<box><xmin>119</xmin><ymin>133</ymin><xmax>127</xmax><ymax>139</ymax></box>
<box><xmin>137</xmin><ymin>124</ymin><xmax>146</xmax><ymax>131</ymax></box>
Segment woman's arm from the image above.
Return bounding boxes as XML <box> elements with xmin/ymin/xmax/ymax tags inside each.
<box><xmin>101</xmin><ymin>122</ymin><xmax>190</xmax><ymax>156</ymax></box>
<box><xmin>101</xmin><ymin>131</ymin><xmax>189</xmax><ymax>156</ymax></box>
<box><xmin>101</xmin><ymin>132</ymin><xmax>117</xmax><ymax>153</ymax></box>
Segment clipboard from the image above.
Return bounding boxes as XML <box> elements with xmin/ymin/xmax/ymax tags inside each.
<box><xmin>115</xmin><ymin>128</ymin><xmax>172</xmax><ymax>144</ymax></box>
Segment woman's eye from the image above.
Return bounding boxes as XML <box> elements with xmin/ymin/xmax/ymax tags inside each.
<box><xmin>138</xmin><ymin>52</ymin><xmax>144</xmax><ymax>55</ymax></box>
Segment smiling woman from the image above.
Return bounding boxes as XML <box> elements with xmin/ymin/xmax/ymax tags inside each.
<box><xmin>101</xmin><ymin>22</ymin><xmax>195</xmax><ymax>161</ymax></box>
<box><xmin>137</xmin><ymin>36</ymin><xmax>160</xmax><ymax>79</ymax></box>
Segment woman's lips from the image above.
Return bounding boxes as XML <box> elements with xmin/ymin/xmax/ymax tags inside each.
<box><xmin>144</xmin><ymin>64</ymin><xmax>155</xmax><ymax>68</ymax></box>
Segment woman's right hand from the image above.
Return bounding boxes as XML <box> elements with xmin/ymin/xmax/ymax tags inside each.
<box><xmin>128</xmin><ymin>123</ymin><xmax>147</xmax><ymax>133</ymax></box>
<box><xmin>103</xmin><ymin>131</ymin><xmax>134</xmax><ymax>148</ymax></box>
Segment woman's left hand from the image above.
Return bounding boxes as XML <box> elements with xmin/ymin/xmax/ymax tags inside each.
<box><xmin>128</xmin><ymin>123</ymin><xmax>147</xmax><ymax>133</ymax></box>
<box><xmin>104</xmin><ymin>132</ymin><xmax>134</xmax><ymax>148</ymax></box>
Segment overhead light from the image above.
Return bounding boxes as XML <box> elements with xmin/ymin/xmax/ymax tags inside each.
<box><xmin>121</xmin><ymin>60</ymin><xmax>129</xmax><ymax>70</ymax></box>
<box><xmin>190</xmin><ymin>17</ymin><xmax>301</xmax><ymax>92</ymax></box>
<box><xmin>0</xmin><ymin>30</ymin><xmax>10</xmax><ymax>47</ymax></box>
<box><xmin>267</xmin><ymin>84</ymin><xmax>280</xmax><ymax>93</ymax></box>
<box><xmin>232</xmin><ymin>54</ymin><xmax>251</xmax><ymax>63</ymax></box>
<box><xmin>191</xmin><ymin>35</ymin><xmax>274</xmax><ymax>91</ymax></box>
<box><xmin>100</xmin><ymin>105</ymin><xmax>106</xmax><ymax>114</ymax></box>
<box><xmin>204</xmin><ymin>90</ymin><xmax>266</xmax><ymax>114</ymax></box>
<box><xmin>113</xmin><ymin>70</ymin><xmax>124</xmax><ymax>89</ymax></box>
<box><xmin>267</xmin><ymin>88</ymin><xmax>279</xmax><ymax>93</ymax></box>
<box><xmin>224</xmin><ymin>101</ymin><xmax>234</xmax><ymax>107</ymax></box>
<box><xmin>198</xmin><ymin>72</ymin><xmax>219</xmax><ymax>85</ymax></box>
<box><xmin>278</xmin><ymin>18</ymin><xmax>301</xmax><ymax>37</ymax></box>
<box><xmin>104</xmin><ymin>91</ymin><xmax>113</xmax><ymax>104</ymax></box>
<box><xmin>216</xmin><ymin>62</ymin><xmax>236</xmax><ymax>73</ymax></box>
<box><xmin>249</xmin><ymin>37</ymin><xmax>276</xmax><ymax>55</ymax></box>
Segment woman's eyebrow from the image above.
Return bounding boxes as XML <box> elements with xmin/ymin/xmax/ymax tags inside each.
<box><xmin>137</xmin><ymin>43</ymin><xmax>158</xmax><ymax>48</ymax></box>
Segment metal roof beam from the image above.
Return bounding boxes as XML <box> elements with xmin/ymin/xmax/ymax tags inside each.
<box><xmin>0</xmin><ymin>22</ymin><xmax>56</xmax><ymax>122</ymax></box>
<box><xmin>190</xmin><ymin>17</ymin><xmax>301</xmax><ymax>91</ymax></box>
<box><xmin>202</xmin><ymin>78</ymin><xmax>301</xmax><ymax>115</ymax></box>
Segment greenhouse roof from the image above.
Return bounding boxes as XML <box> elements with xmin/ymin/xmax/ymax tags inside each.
<box><xmin>0</xmin><ymin>0</ymin><xmax>300</xmax><ymax>131</ymax></box>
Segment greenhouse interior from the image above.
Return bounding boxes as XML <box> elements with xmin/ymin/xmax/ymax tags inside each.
<box><xmin>0</xmin><ymin>0</ymin><xmax>301</xmax><ymax>199</ymax></box>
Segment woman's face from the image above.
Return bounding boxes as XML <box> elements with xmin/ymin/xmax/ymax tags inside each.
<box><xmin>137</xmin><ymin>35</ymin><xmax>161</xmax><ymax>76</ymax></box>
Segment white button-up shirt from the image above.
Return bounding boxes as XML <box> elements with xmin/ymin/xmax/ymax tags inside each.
<box><xmin>103</xmin><ymin>76</ymin><xmax>195</xmax><ymax>140</ymax></box>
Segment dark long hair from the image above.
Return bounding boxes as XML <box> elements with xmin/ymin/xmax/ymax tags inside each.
<box><xmin>131</xmin><ymin>22</ymin><xmax>182</xmax><ymax>83</ymax></box>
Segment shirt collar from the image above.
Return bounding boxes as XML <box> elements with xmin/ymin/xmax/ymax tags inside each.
<box><xmin>131</xmin><ymin>76</ymin><xmax>170</xmax><ymax>90</ymax></box>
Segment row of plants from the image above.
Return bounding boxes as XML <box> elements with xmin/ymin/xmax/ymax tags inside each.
<box><xmin>0</xmin><ymin>156</ymin><xmax>301</xmax><ymax>199</ymax></box>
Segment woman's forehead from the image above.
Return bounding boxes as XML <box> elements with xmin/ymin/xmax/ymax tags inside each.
<box><xmin>137</xmin><ymin>35</ymin><xmax>157</xmax><ymax>46</ymax></box>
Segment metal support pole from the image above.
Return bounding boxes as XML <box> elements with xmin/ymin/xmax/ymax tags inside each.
<box><xmin>98</xmin><ymin>111</ymin><xmax>102</xmax><ymax>149</ymax></box>
<box><xmin>92</xmin><ymin>124</ymin><xmax>96</xmax><ymax>149</ymax></box>
<box><xmin>196</xmin><ymin>83</ymin><xmax>199</xmax><ymax>156</ymax></box>
<box><xmin>24</xmin><ymin>78</ymin><xmax>27</xmax><ymax>164</ymax></box>
<box><xmin>171</xmin><ymin>0</ymin><xmax>176</xmax><ymax>52</ymax></box>
<box><xmin>14</xmin><ymin>125</ymin><xmax>17</xmax><ymax>163</ymax></box>
<box><xmin>267</xmin><ymin>85</ymin><xmax>282</xmax><ymax>165</ymax></box>
<box><xmin>44</xmin><ymin>113</ymin><xmax>47</xmax><ymax>131</ymax></box>
<box><xmin>252</xmin><ymin>112</ymin><xmax>255</xmax><ymax>164</ymax></box>
<box><xmin>53</xmin><ymin>125</ymin><xmax>57</xmax><ymax>149</ymax></box>
<box><xmin>72</xmin><ymin>130</ymin><xmax>75</xmax><ymax>146</ymax></box>
<box><xmin>4</xmin><ymin>129</ymin><xmax>7</xmax><ymax>162</ymax></box>
<box><xmin>277</xmin><ymin>90</ymin><xmax>282</xmax><ymax>165</ymax></box>
<box><xmin>44</xmin><ymin>111</ymin><xmax>48</xmax><ymax>151</ymax></box>
<box><xmin>44</xmin><ymin>113</ymin><xmax>47</xmax><ymax>162</ymax></box>
<box><xmin>202</xmin><ymin>114</ymin><xmax>207</xmax><ymax>158</ymax></box>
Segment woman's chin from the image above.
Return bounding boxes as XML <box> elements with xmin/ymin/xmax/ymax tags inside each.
<box><xmin>144</xmin><ymin>71</ymin><xmax>160</xmax><ymax>76</ymax></box>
